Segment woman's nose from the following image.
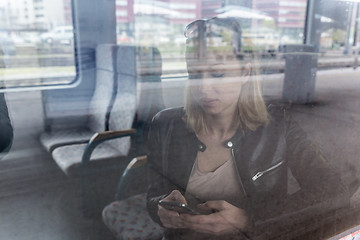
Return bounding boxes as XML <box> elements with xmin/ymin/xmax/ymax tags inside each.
<box><xmin>198</xmin><ymin>78</ymin><xmax>212</xmax><ymax>93</ymax></box>
<box><xmin>189</xmin><ymin>70</ymin><xmax>214</xmax><ymax>93</ymax></box>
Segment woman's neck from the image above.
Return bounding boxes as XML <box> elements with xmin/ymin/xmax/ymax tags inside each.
<box><xmin>203</xmin><ymin>113</ymin><xmax>237</xmax><ymax>140</ymax></box>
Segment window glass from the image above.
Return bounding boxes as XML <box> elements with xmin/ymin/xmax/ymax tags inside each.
<box><xmin>115</xmin><ymin>0</ymin><xmax>360</xmax><ymax>83</ymax></box>
<box><xmin>2</xmin><ymin>1</ymin><xmax>360</xmax><ymax>240</ymax></box>
<box><xmin>316</xmin><ymin>0</ymin><xmax>359</xmax><ymax>59</ymax></box>
<box><xmin>112</xmin><ymin>1</ymin><xmax>360</xmax><ymax>239</ymax></box>
<box><xmin>116</xmin><ymin>0</ymin><xmax>309</xmax><ymax>81</ymax></box>
<box><xmin>0</xmin><ymin>0</ymin><xmax>75</xmax><ymax>89</ymax></box>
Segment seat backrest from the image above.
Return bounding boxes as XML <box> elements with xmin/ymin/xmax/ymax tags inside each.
<box><xmin>106</xmin><ymin>45</ymin><xmax>137</xmax><ymax>155</ymax></box>
<box><xmin>136</xmin><ymin>46</ymin><xmax>164</xmax><ymax>123</ymax></box>
<box><xmin>88</xmin><ymin>44</ymin><xmax>119</xmax><ymax>133</ymax></box>
<box><xmin>102</xmin><ymin>45</ymin><xmax>164</xmax><ymax>156</ymax></box>
<box><xmin>133</xmin><ymin>46</ymin><xmax>165</xmax><ymax>154</ymax></box>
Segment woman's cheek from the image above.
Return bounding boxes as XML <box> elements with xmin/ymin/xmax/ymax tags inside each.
<box><xmin>190</xmin><ymin>88</ymin><xmax>201</xmax><ymax>101</ymax></box>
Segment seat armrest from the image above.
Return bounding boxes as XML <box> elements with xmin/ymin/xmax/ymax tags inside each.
<box><xmin>126</xmin><ymin>155</ymin><xmax>147</xmax><ymax>170</ymax></box>
<box><xmin>81</xmin><ymin>128</ymin><xmax>136</xmax><ymax>165</ymax></box>
<box><xmin>115</xmin><ymin>155</ymin><xmax>148</xmax><ymax>200</ymax></box>
<box><xmin>90</xmin><ymin>129</ymin><xmax>136</xmax><ymax>143</ymax></box>
<box><xmin>49</xmin><ymin>139</ymin><xmax>90</xmax><ymax>152</ymax></box>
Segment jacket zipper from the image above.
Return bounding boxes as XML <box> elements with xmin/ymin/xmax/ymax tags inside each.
<box><xmin>252</xmin><ymin>161</ymin><xmax>284</xmax><ymax>182</ymax></box>
<box><xmin>231</xmin><ymin>148</ymin><xmax>248</xmax><ymax>197</ymax></box>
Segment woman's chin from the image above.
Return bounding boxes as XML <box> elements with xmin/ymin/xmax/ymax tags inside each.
<box><xmin>201</xmin><ymin>107</ymin><xmax>221</xmax><ymax>116</ymax></box>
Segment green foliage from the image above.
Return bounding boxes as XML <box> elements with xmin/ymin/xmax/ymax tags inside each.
<box><xmin>157</xmin><ymin>42</ymin><xmax>185</xmax><ymax>56</ymax></box>
<box><xmin>242</xmin><ymin>45</ymin><xmax>265</xmax><ymax>52</ymax></box>
<box><xmin>261</xmin><ymin>20</ymin><xmax>276</xmax><ymax>30</ymax></box>
<box><xmin>331</xmin><ymin>29</ymin><xmax>346</xmax><ymax>44</ymax></box>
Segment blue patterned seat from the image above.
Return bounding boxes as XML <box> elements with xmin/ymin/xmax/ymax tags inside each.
<box><xmin>103</xmin><ymin>193</ymin><xmax>164</xmax><ymax>240</ymax></box>
<box><xmin>51</xmin><ymin>45</ymin><xmax>137</xmax><ymax>176</ymax></box>
<box><xmin>102</xmin><ymin>156</ymin><xmax>164</xmax><ymax>240</ymax></box>
<box><xmin>102</xmin><ymin>47</ymin><xmax>165</xmax><ymax>239</ymax></box>
<box><xmin>51</xmin><ymin>92</ymin><xmax>136</xmax><ymax>176</ymax></box>
<box><xmin>48</xmin><ymin>45</ymin><xmax>138</xmax><ymax>217</ymax></box>
<box><xmin>40</xmin><ymin>44</ymin><xmax>119</xmax><ymax>152</ymax></box>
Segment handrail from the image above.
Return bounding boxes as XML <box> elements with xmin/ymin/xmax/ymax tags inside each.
<box><xmin>81</xmin><ymin>128</ymin><xmax>136</xmax><ymax>166</ymax></box>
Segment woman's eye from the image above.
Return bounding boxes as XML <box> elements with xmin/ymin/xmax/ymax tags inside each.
<box><xmin>210</xmin><ymin>72</ymin><xmax>225</xmax><ymax>78</ymax></box>
<box><xmin>189</xmin><ymin>73</ymin><xmax>202</xmax><ymax>79</ymax></box>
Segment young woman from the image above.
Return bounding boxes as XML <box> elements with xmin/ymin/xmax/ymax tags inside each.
<box><xmin>146</xmin><ymin>18</ymin><xmax>348</xmax><ymax>239</ymax></box>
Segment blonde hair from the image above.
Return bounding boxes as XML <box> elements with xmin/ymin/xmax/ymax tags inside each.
<box><xmin>184</xmin><ymin>57</ymin><xmax>270</xmax><ymax>134</ymax></box>
<box><xmin>184</xmin><ymin>18</ymin><xmax>270</xmax><ymax>134</ymax></box>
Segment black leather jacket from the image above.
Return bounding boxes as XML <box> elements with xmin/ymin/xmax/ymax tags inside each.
<box><xmin>146</xmin><ymin>105</ymin><xmax>349</xmax><ymax>239</ymax></box>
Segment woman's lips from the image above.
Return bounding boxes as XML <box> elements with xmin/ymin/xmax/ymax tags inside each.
<box><xmin>200</xmin><ymin>98</ymin><xmax>218</xmax><ymax>107</ymax></box>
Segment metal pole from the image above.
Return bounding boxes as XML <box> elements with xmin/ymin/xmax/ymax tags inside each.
<box><xmin>344</xmin><ymin>3</ymin><xmax>354</xmax><ymax>54</ymax></box>
<box><xmin>304</xmin><ymin>0</ymin><xmax>315</xmax><ymax>45</ymax></box>
<box><xmin>353</xmin><ymin>3</ymin><xmax>359</xmax><ymax>47</ymax></box>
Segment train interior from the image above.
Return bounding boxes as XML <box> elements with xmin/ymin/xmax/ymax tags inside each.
<box><xmin>1</xmin><ymin>0</ymin><xmax>360</xmax><ymax>239</ymax></box>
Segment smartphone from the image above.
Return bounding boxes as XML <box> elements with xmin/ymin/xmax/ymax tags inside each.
<box><xmin>158</xmin><ymin>200</ymin><xmax>200</xmax><ymax>215</ymax></box>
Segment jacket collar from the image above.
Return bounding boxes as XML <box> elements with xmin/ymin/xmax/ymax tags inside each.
<box><xmin>195</xmin><ymin>129</ymin><xmax>245</xmax><ymax>151</ymax></box>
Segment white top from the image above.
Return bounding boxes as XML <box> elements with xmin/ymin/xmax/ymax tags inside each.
<box><xmin>185</xmin><ymin>156</ymin><xmax>245</xmax><ymax>208</ymax></box>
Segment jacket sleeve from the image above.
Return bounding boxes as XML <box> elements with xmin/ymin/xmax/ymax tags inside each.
<box><xmin>255</xmin><ymin>110</ymin><xmax>350</xmax><ymax>238</ymax></box>
<box><xmin>0</xmin><ymin>93</ymin><xmax>13</xmax><ymax>158</ymax></box>
<box><xmin>146</xmin><ymin>112</ymin><xmax>182</xmax><ymax>226</ymax></box>
<box><xmin>285</xmin><ymin>110</ymin><xmax>349</xmax><ymax>209</ymax></box>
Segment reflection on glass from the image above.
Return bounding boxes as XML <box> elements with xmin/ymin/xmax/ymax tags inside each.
<box><xmin>0</xmin><ymin>0</ymin><xmax>75</xmax><ymax>88</ymax></box>
<box><xmin>146</xmin><ymin>16</ymin><xmax>350</xmax><ymax>240</ymax></box>
<box><xmin>115</xmin><ymin>0</ymin><xmax>360</xmax><ymax>82</ymax></box>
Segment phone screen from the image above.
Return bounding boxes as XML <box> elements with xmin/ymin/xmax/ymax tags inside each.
<box><xmin>158</xmin><ymin>200</ymin><xmax>200</xmax><ymax>215</ymax></box>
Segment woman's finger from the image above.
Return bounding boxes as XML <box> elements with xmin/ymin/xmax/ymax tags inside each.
<box><xmin>188</xmin><ymin>224</ymin><xmax>226</xmax><ymax>234</ymax></box>
<box><xmin>200</xmin><ymin>200</ymin><xmax>228</xmax><ymax>211</ymax></box>
<box><xmin>181</xmin><ymin>212</ymin><xmax>222</xmax><ymax>224</ymax></box>
<box><xmin>159</xmin><ymin>206</ymin><xmax>179</xmax><ymax>217</ymax></box>
<box><xmin>158</xmin><ymin>206</ymin><xmax>187</xmax><ymax>229</ymax></box>
<box><xmin>201</xmin><ymin>201</ymin><xmax>250</xmax><ymax>232</ymax></box>
<box><xmin>184</xmin><ymin>217</ymin><xmax>236</xmax><ymax>234</ymax></box>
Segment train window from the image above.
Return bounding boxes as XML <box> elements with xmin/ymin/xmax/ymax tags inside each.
<box><xmin>0</xmin><ymin>0</ymin><xmax>76</xmax><ymax>91</ymax></box>
<box><xmin>116</xmin><ymin>0</ymin><xmax>309</xmax><ymax>81</ymax></box>
<box><xmin>112</xmin><ymin>0</ymin><xmax>360</xmax><ymax>239</ymax></box>
<box><xmin>2</xmin><ymin>0</ymin><xmax>360</xmax><ymax>239</ymax></box>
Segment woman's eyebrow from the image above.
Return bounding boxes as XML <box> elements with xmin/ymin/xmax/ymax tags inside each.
<box><xmin>208</xmin><ymin>63</ymin><xmax>226</xmax><ymax>71</ymax></box>
<box><xmin>209</xmin><ymin>63</ymin><xmax>225</xmax><ymax>68</ymax></box>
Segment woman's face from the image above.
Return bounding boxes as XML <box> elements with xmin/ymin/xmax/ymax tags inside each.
<box><xmin>187</xmin><ymin>51</ymin><xmax>249</xmax><ymax>117</ymax></box>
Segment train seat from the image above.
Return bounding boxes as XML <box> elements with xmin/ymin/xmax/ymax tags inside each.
<box><xmin>132</xmin><ymin>46</ymin><xmax>165</xmax><ymax>154</ymax></box>
<box><xmin>43</xmin><ymin>44</ymin><xmax>164</xmax><ymax>217</ymax></box>
<box><xmin>40</xmin><ymin>44</ymin><xmax>119</xmax><ymax>152</ymax></box>
<box><xmin>102</xmin><ymin>156</ymin><xmax>164</xmax><ymax>240</ymax></box>
<box><xmin>51</xmin><ymin>44</ymin><xmax>137</xmax><ymax>176</ymax></box>
<box><xmin>101</xmin><ymin>47</ymin><xmax>165</xmax><ymax>239</ymax></box>
<box><xmin>50</xmin><ymin>45</ymin><xmax>164</xmax><ymax>176</ymax></box>
<box><xmin>103</xmin><ymin>193</ymin><xmax>164</xmax><ymax>240</ymax></box>
<box><xmin>51</xmin><ymin>92</ymin><xmax>136</xmax><ymax>176</ymax></box>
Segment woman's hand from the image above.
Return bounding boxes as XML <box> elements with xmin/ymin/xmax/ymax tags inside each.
<box><xmin>158</xmin><ymin>190</ymin><xmax>188</xmax><ymax>229</ymax></box>
<box><xmin>181</xmin><ymin>200</ymin><xmax>251</xmax><ymax>235</ymax></box>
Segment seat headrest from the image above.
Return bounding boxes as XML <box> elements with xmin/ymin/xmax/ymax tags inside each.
<box><xmin>96</xmin><ymin>44</ymin><xmax>119</xmax><ymax>71</ymax></box>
